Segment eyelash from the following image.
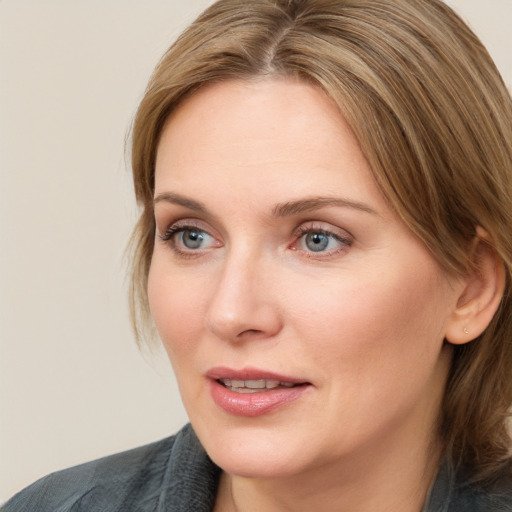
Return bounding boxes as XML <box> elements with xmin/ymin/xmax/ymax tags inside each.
<box><xmin>158</xmin><ymin>222</ymin><xmax>214</xmax><ymax>258</ymax></box>
<box><xmin>293</xmin><ymin>225</ymin><xmax>353</xmax><ymax>257</ymax></box>
<box><xmin>159</xmin><ymin>224</ymin><xmax>199</xmax><ymax>242</ymax></box>
<box><xmin>158</xmin><ymin>221</ymin><xmax>353</xmax><ymax>258</ymax></box>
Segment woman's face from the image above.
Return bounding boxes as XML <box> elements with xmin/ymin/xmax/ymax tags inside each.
<box><xmin>149</xmin><ymin>79</ymin><xmax>462</xmax><ymax>479</ymax></box>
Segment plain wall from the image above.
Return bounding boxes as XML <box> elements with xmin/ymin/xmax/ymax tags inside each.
<box><xmin>0</xmin><ymin>0</ymin><xmax>511</xmax><ymax>502</ymax></box>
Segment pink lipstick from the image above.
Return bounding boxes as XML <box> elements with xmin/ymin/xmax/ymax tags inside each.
<box><xmin>207</xmin><ymin>367</ymin><xmax>312</xmax><ymax>417</ymax></box>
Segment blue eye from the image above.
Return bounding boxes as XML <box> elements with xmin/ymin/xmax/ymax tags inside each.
<box><xmin>160</xmin><ymin>225</ymin><xmax>216</xmax><ymax>252</ymax></box>
<box><xmin>296</xmin><ymin>228</ymin><xmax>351</xmax><ymax>254</ymax></box>
<box><xmin>303</xmin><ymin>232</ymin><xmax>330</xmax><ymax>252</ymax></box>
<box><xmin>178</xmin><ymin>228</ymin><xmax>210</xmax><ymax>249</ymax></box>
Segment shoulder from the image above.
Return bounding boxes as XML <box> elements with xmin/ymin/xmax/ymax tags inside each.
<box><xmin>452</xmin><ymin>466</ymin><xmax>512</xmax><ymax>512</ymax></box>
<box><xmin>426</xmin><ymin>460</ymin><xmax>512</xmax><ymax>512</ymax></box>
<box><xmin>2</xmin><ymin>424</ymin><xmax>219</xmax><ymax>512</ymax></box>
<box><xmin>2</xmin><ymin>436</ymin><xmax>175</xmax><ymax>512</ymax></box>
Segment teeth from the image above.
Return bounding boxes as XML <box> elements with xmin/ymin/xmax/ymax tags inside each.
<box><xmin>218</xmin><ymin>378</ymin><xmax>298</xmax><ymax>392</ymax></box>
<box><xmin>245</xmin><ymin>380</ymin><xmax>266</xmax><ymax>389</ymax></box>
<box><xmin>233</xmin><ymin>387</ymin><xmax>261</xmax><ymax>394</ymax></box>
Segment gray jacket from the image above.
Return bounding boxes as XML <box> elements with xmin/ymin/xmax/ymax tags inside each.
<box><xmin>3</xmin><ymin>424</ymin><xmax>512</xmax><ymax>511</ymax></box>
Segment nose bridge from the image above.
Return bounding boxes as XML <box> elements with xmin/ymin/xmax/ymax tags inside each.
<box><xmin>205</xmin><ymin>243</ymin><xmax>281</xmax><ymax>342</ymax></box>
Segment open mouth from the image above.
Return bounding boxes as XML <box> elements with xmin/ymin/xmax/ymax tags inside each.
<box><xmin>217</xmin><ymin>378</ymin><xmax>306</xmax><ymax>394</ymax></box>
<box><xmin>209</xmin><ymin>370</ymin><xmax>313</xmax><ymax>415</ymax></box>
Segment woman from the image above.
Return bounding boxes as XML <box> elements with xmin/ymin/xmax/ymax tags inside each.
<box><xmin>4</xmin><ymin>0</ymin><xmax>512</xmax><ymax>510</ymax></box>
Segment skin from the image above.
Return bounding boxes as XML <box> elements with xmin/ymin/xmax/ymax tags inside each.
<box><xmin>148</xmin><ymin>78</ymin><xmax>467</xmax><ymax>511</ymax></box>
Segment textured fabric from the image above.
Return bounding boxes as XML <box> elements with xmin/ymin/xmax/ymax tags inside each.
<box><xmin>2</xmin><ymin>424</ymin><xmax>220</xmax><ymax>512</ymax></box>
<box><xmin>3</xmin><ymin>424</ymin><xmax>512</xmax><ymax>511</ymax></box>
<box><xmin>424</xmin><ymin>459</ymin><xmax>512</xmax><ymax>512</ymax></box>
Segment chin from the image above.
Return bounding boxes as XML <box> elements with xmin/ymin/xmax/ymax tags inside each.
<box><xmin>193</xmin><ymin>421</ymin><xmax>320</xmax><ymax>479</ymax></box>
<box><xmin>211</xmin><ymin>448</ymin><xmax>307</xmax><ymax>479</ymax></box>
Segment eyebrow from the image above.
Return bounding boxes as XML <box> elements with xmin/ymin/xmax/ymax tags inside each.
<box><xmin>153</xmin><ymin>192</ymin><xmax>377</xmax><ymax>217</ymax></box>
<box><xmin>272</xmin><ymin>196</ymin><xmax>377</xmax><ymax>217</ymax></box>
<box><xmin>153</xmin><ymin>192</ymin><xmax>210</xmax><ymax>214</ymax></box>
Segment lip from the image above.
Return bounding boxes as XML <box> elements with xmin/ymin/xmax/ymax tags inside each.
<box><xmin>206</xmin><ymin>366</ymin><xmax>312</xmax><ymax>417</ymax></box>
<box><xmin>206</xmin><ymin>366</ymin><xmax>308</xmax><ymax>384</ymax></box>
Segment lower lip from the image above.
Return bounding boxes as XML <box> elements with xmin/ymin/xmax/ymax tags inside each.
<box><xmin>209</xmin><ymin>380</ymin><xmax>310</xmax><ymax>417</ymax></box>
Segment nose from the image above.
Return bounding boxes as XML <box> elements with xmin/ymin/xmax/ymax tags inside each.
<box><xmin>204</xmin><ymin>250</ymin><xmax>283</xmax><ymax>343</ymax></box>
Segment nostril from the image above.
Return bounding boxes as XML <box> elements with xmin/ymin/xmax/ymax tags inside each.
<box><xmin>238</xmin><ymin>329</ymin><xmax>260</xmax><ymax>336</ymax></box>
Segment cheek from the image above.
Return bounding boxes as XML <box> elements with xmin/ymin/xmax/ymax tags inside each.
<box><xmin>287</xmin><ymin>260</ymin><xmax>450</xmax><ymax>374</ymax></box>
<box><xmin>285</xmin><ymin>262</ymin><xmax>452</xmax><ymax>438</ymax></box>
<box><xmin>147</xmin><ymin>256</ymin><xmax>208</xmax><ymax>360</ymax></box>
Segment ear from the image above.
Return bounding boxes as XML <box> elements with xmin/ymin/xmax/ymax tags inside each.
<box><xmin>445</xmin><ymin>227</ymin><xmax>505</xmax><ymax>345</ymax></box>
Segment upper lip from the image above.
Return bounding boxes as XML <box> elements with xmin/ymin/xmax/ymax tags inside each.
<box><xmin>206</xmin><ymin>366</ymin><xmax>310</xmax><ymax>385</ymax></box>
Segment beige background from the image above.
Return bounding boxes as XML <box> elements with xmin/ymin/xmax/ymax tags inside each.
<box><xmin>0</xmin><ymin>0</ymin><xmax>510</xmax><ymax>502</ymax></box>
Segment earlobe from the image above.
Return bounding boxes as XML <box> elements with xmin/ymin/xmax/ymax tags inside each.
<box><xmin>445</xmin><ymin>228</ymin><xmax>505</xmax><ymax>345</ymax></box>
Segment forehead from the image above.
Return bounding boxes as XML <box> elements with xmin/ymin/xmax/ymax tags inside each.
<box><xmin>154</xmin><ymin>78</ymin><xmax>386</xmax><ymax>214</ymax></box>
<box><xmin>158</xmin><ymin>78</ymin><xmax>346</xmax><ymax>161</ymax></box>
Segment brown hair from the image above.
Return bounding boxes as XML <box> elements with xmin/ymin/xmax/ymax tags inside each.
<box><xmin>129</xmin><ymin>0</ymin><xmax>512</xmax><ymax>482</ymax></box>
